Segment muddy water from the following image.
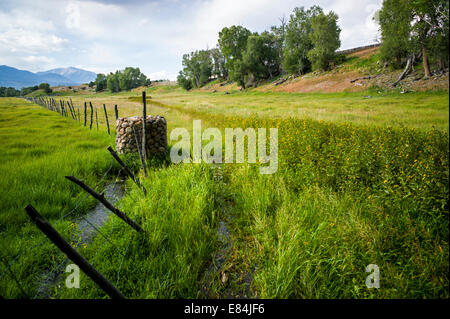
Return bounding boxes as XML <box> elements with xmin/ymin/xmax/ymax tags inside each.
<box><xmin>34</xmin><ymin>182</ymin><xmax>125</xmax><ymax>299</ymax></box>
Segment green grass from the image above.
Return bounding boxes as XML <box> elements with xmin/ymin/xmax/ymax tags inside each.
<box><xmin>55</xmin><ymin>163</ymin><xmax>219</xmax><ymax>298</ymax></box>
<box><xmin>1</xmin><ymin>87</ymin><xmax>448</xmax><ymax>299</ymax></box>
<box><xmin>0</xmin><ymin>97</ymin><xmax>118</xmax><ymax>298</ymax></box>
<box><xmin>145</xmin><ymin>89</ymin><xmax>449</xmax><ymax>132</ymax></box>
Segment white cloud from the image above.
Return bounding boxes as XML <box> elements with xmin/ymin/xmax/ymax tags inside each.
<box><xmin>65</xmin><ymin>2</ymin><xmax>81</xmax><ymax>29</ymax></box>
<box><xmin>0</xmin><ymin>0</ymin><xmax>384</xmax><ymax>77</ymax></box>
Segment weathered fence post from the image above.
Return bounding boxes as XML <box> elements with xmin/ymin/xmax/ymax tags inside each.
<box><xmin>103</xmin><ymin>104</ymin><xmax>110</xmax><ymax>135</ymax></box>
<box><xmin>95</xmin><ymin>108</ymin><xmax>99</xmax><ymax>130</ymax></box>
<box><xmin>68</xmin><ymin>101</ymin><xmax>75</xmax><ymax>120</ymax></box>
<box><xmin>65</xmin><ymin>176</ymin><xmax>144</xmax><ymax>233</ymax></box>
<box><xmin>69</xmin><ymin>99</ymin><xmax>77</xmax><ymax>121</ymax></box>
<box><xmin>25</xmin><ymin>205</ymin><xmax>126</xmax><ymax>299</ymax></box>
<box><xmin>114</xmin><ymin>105</ymin><xmax>118</xmax><ymax>122</ymax></box>
<box><xmin>60</xmin><ymin>101</ymin><xmax>66</xmax><ymax>118</ymax></box>
<box><xmin>142</xmin><ymin>91</ymin><xmax>147</xmax><ymax>164</ymax></box>
<box><xmin>89</xmin><ymin>102</ymin><xmax>94</xmax><ymax>129</ymax></box>
<box><xmin>107</xmin><ymin>146</ymin><xmax>147</xmax><ymax>195</ymax></box>
<box><xmin>84</xmin><ymin>102</ymin><xmax>87</xmax><ymax>127</ymax></box>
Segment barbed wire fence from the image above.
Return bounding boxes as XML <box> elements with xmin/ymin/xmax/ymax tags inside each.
<box><xmin>23</xmin><ymin>96</ymin><xmax>120</xmax><ymax>136</ymax></box>
<box><xmin>1</xmin><ymin>96</ymin><xmax>150</xmax><ymax>299</ymax></box>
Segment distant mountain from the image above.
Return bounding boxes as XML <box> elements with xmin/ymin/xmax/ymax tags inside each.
<box><xmin>37</xmin><ymin>67</ymin><xmax>97</xmax><ymax>85</ymax></box>
<box><xmin>0</xmin><ymin>65</ymin><xmax>97</xmax><ymax>89</ymax></box>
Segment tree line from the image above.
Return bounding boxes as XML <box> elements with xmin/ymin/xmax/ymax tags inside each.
<box><xmin>378</xmin><ymin>0</ymin><xmax>449</xmax><ymax>77</ymax></box>
<box><xmin>0</xmin><ymin>83</ymin><xmax>52</xmax><ymax>97</ymax></box>
<box><xmin>177</xmin><ymin>5</ymin><xmax>342</xmax><ymax>90</ymax></box>
<box><xmin>91</xmin><ymin>67</ymin><xmax>150</xmax><ymax>92</ymax></box>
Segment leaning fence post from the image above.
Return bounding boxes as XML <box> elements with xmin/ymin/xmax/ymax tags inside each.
<box><xmin>65</xmin><ymin>176</ymin><xmax>144</xmax><ymax>233</ymax></box>
<box><xmin>103</xmin><ymin>104</ymin><xmax>110</xmax><ymax>135</ymax></box>
<box><xmin>25</xmin><ymin>205</ymin><xmax>126</xmax><ymax>299</ymax></box>
<box><xmin>107</xmin><ymin>146</ymin><xmax>147</xmax><ymax>195</ymax></box>
<box><xmin>60</xmin><ymin>101</ymin><xmax>66</xmax><ymax>118</ymax></box>
<box><xmin>89</xmin><ymin>102</ymin><xmax>94</xmax><ymax>129</ymax></box>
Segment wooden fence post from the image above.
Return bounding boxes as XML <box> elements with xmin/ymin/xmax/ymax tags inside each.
<box><xmin>95</xmin><ymin>108</ymin><xmax>99</xmax><ymax>130</ymax></box>
<box><xmin>60</xmin><ymin>101</ymin><xmax>66</xmax><ymax>118</ymax></box>
<box><xmin>68</xmin><ymin>101</ymin><xmax>75</xmax><ymax>120</ymax></box>
<box><xmin>107</xmin><ymin>146</ymin><xmax>147</xmax><ymax>195</ymax></box>
<box><xmin>25</xmin><ymin>205</ymin><xmax>126</xmax><ymax>299</ymax></box>
<box><xmin>142</xmin><ymin>91</ymin><xmax>147</xmax><ymax>164</ymax></box>
<box><xmin>65</xmin><ymin>176</ymin><xmax>144</xmax><ymax>233</ymax></box>
<box><xmin>89</xmin><ymin>102</ymin><xmax>94</xmax><ymax>129</ymax></box>
<box><xmin>84</xmin><ymin>102</ymin><xmax>87</xmax><ymax>127</ymax></box>
<box><xmin>103</xmin><ymin>104</ymin><xmax>110</xmax><ymax>135</ymax></box>
<box><xmin>114</xmin><ymin>105</ymin><xmax>118</xmax><ymax>122</ymax></box>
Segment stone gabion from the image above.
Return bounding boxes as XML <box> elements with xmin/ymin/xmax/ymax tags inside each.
<box><xmin>116</xmin><ymin>115</ymin><xmax>167</xmax><ymax>156</ymax></box>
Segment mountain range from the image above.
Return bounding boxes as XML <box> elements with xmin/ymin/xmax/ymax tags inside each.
<box><xmin>0</xmin><ymin>65</ymin><xmax>97</xmax><ymax>89</ymax></box>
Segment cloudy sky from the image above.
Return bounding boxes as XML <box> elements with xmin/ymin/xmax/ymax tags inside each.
<box><xmin>0</xmin><ymin>0</ymin><xmax>382</xmax><ymax>80</ymax></box>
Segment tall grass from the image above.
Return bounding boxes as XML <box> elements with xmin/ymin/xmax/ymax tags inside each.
<box><xmin>1</xmin><ymin>91</ymin><xmax>448</xmax><ymax>299</ymax></box>
<box><xmin>0</xmin><ymin>98</ymin><xmax>118</xmax><ymax>298</ymax></box>
<box><xmin>55</xmin><ymin>163</ymin><xmax>219</xmax><ymax>298</ymax></box>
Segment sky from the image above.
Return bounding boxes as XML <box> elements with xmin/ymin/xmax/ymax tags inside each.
<box><xmin>0</xmin><ymin>0</ymin><xmax>383</xmax><ymax>81</ymax></box>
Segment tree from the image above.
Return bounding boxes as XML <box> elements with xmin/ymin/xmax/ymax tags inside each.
<box><xmin>177</xmin><ymin>71</ymin><xmax>193</xmax><ymax>90</ymax></box>
<box><xmin>104</xmin><ymin>68</ymin><xmax>148</xmax><ymax>92</ymax></box>
<box><xmin>180</xmin><ymin>50</ymin><xmax>213</xmax><ymax>88</ymax></box>
<box><xmin>106</xmin><ymin>72</ymin><xmax>120</xmax><ymax>92</ymax></box>
<box><xmin>379</xmin><ymin>0</ymin><xmax>412</xmax><ymax>68</ymax></box>
<box><xmin>270</xmin><ymin>15</ymin><xmax>288</xmax><ymax>74</ymax></box>
<box><xmin>94</xmin><ymin>73</ymin><xmax>107</xmax><ymax>92</ymax></box>
<box><xmin>241</xmin><ymin>32</ymin><xmax>281</xmax><ymax>85</ymax></box>
<box><xmin>38</xmin><ymin>83</ymin><xmax>52</xmax><ymax>94</ymax></box>
<box><xmin>410</xmin><ymin>0</ymin><xmax>449</xmax><ymax>77</ymax></box>
<box><xmin>0</xmin><ymin>87</ymin><xmax>20</xmax><ymax>97</ymax></box>
<box><xmin>307</xmin><ymin>11</ymin><xmax>341</xmax><ymax>71</ymax></box>
<box><xmin>218</xmin><ymin>26</ymin><xmax>252</xmax><ymax>78</ymax></box>
<box><xmin>118</xmin><ymin>67</ymin><xmax>148</xmax><ymax>90</ymax></box>
<box><xmin>210</xmin><ymin>47</ymin><xmax>227</xmax><ymax>80</ymax></box>
<box><xmin>378</xmin><ymin>0</ymin><xmax>449</xmax><ymax>74</ymax></box>
<box><xmin>283</xmin><ymin>6</ymin><xmax>323</xmax><ymax>75</ymax></box>
<box><xmin>229</xmin><ymin>59</ymin><xmax>247</xmax><ymax>88</ymax></box>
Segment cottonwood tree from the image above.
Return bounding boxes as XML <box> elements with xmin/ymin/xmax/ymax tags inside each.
<box><xmin>379</xmin><ymin>0</ymin><xmax>412</xmax><ymax>68</ymax></box>
<box><xmin>378</xmin><ymin>0</ymin><xmax>449</xmax><ymax>75</ymax></box>
<box><xmin>283</xmin><ymin>6</ymin><xmax>323</xmax><ymax>75</ymax></box>
<box><xmin>410</xmin><ymin>0</ymin><xmax>449</xmax><ymax>76</ymax></box>
<box><xmin>218</xmin><ymin>25</ymin><xmax>252</xmax><ymax>79</ymax></box>
<box><xmin>210</xmin><ymin>47</ymin><xmax>227</xmax><ymax>80</ymax></box>
<box><xmin>307</xmin><ymin>11</ymin><xmax>341</xmax><ymax>71</ymax></box>
<box><xmin>241</xmin><ymin>32</ymin><xmax>281</xmax><ymax>85</ymax></box>
<box><xmin>181</xmin><ymin>50</ymin><xmax>213</xmax><ymax>88</ymax></box>
<box><xmin>270</xmin><ymin>15</ymin><xmax>288</xmax><ymax>74</ymax></box>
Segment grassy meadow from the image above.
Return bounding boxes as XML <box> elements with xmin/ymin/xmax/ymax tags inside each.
<box><xmin>0</xmin><ymin>82</ymin><xmax>448</xmax><ymax>299</ymax></box>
